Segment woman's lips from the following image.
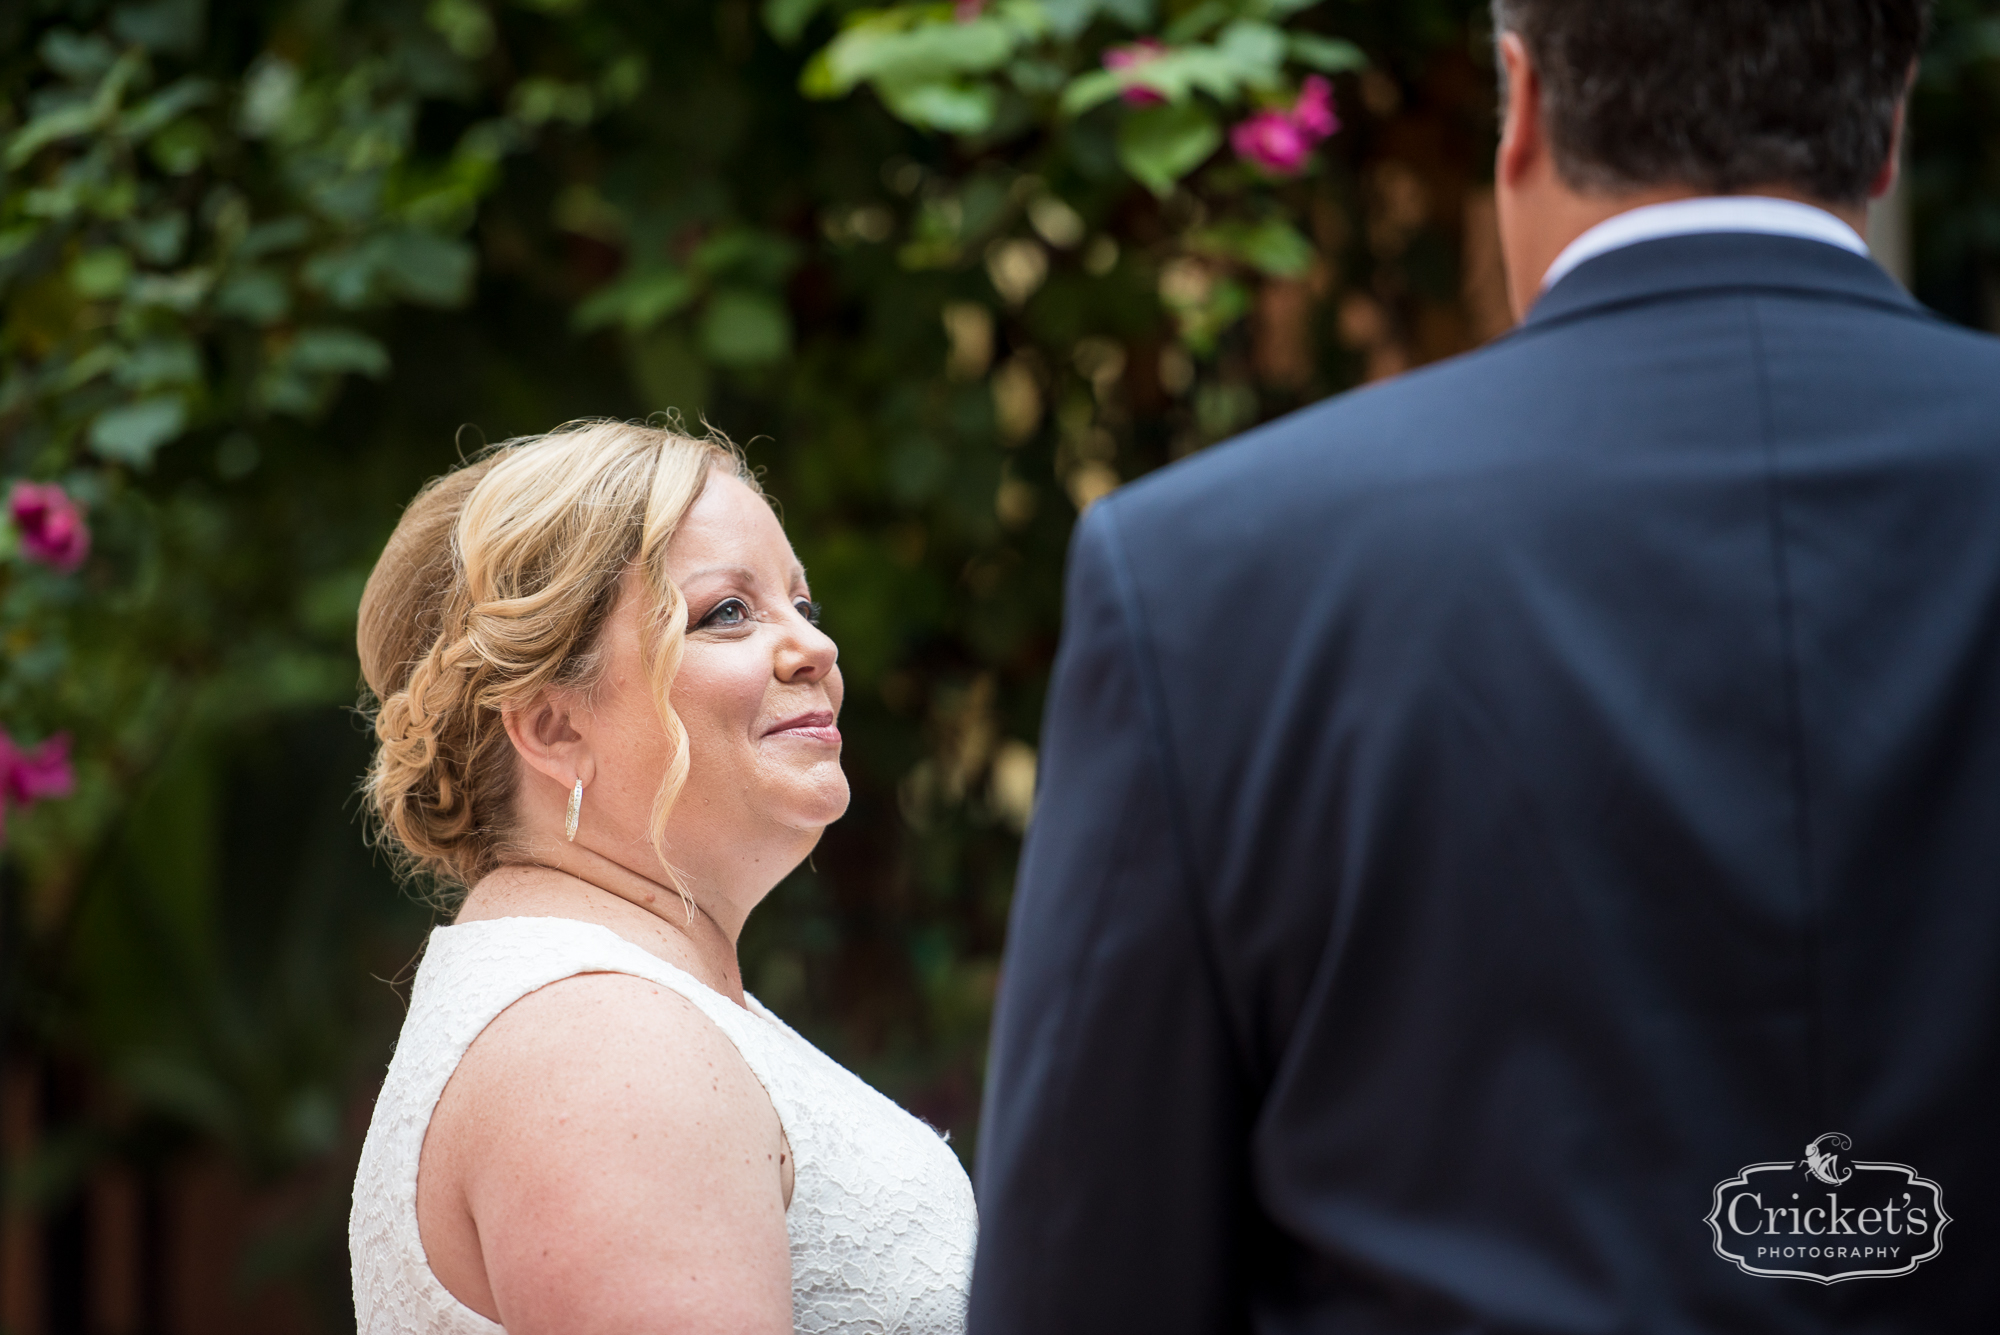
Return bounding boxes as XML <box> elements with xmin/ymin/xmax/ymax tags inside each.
<box><xmin>766</xmin><ymin>710</ymin><xmax>841</xmax><ymax>745</ymax></box>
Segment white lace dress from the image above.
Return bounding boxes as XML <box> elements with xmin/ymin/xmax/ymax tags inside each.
<box><xmin>349</xmin><ymin>916</ymin><xmax>977</xmax><ymax>1334</ymax></box>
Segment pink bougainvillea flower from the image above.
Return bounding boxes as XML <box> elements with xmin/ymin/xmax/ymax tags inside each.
<box><xmin>0</xmin><ymin>731</ymin><xmax>75</xmax><ymax>842</ymax></box>
<box><xmin>7</xmin><ymin>481</ymin><xmax>91</xmax><ymax>573</ymax></box>
<box><xmin>1231</xmin><ymin>111</ymin><xmax>1316</xmax><ymax>174</ymax></box>
<box><xmin>954</xmin><ymin>0</ymin><xmax>984</xmax><ymax>21</ymax></box>
<box><xmin>1103</xmin><ymin>38</ymin><xmax>1169</xmax><ymax>106</ymax></box>
<box><xmin>2</xmin><ymin>732</ymin><xmax>75</xmax><ymax>806</ymax></box>
<box><xmin>1292</xmin><ymin>75</ymin><xmax>1340</xmax><ymax>139</ymax></box>
<box><xmin>1230</xmin><ymin>76</ymin><xmax>1341</xmax><ymax>176</ymax></box>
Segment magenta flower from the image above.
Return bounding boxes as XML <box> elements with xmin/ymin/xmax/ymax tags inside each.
<box><xmin>0</xmin><ymin>731</ymin><xmax>75</xmax><ymax>842</ymax></box>
<box><xmin>1292</xmin><ymin>76</ymin><xmax>1340</xmax><ymax>139</ymax></box>
<box><xmin>1103</xmin><ymin>38</ymin><xmax>1168</xmax><ymax>107</ymax></box>
<box><xmin>954</xmin><ymin>0</ymin><xmax>984</xmax><ymax>20</ymax></box>
<box><xmin>1231</xmin><ymin>112</ymin><xmax>1315</xmax><ymax>174</ymax></box>
<box><xmin>8</xmin><ymin>481</ymin><xmax>90</xmax><ymax>573</ymax></box>
<box><xmin>1230</xmin><ymin>76</ymin><xmax>1341</xmax><ymax>176</ymax></box>
<box><xmin>2</xmin><ymin>733</ymin><xmax>74</xmax><ymax>805</ymax></box>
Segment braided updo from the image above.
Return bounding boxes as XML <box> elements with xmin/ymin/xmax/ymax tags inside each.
<box><xmin>357</xmin><ymin>420</ymin><xmax>753</xmax><ymax>893</ymax></box>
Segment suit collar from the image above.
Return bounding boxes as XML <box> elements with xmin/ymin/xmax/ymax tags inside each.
<box><xmin>1523</xmin><ymin>232</ymin><xmax>1923</xmax><ymax>331</ymax></box>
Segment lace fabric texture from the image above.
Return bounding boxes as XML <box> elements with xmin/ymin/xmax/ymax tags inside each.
<box><xmin>350</xmin><ymin>916</ymin><xmax>977</xmax><ymax>1334</ymax></box>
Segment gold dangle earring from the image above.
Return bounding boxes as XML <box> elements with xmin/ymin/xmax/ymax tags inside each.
<box><xmin>565</xmin><ymin>778</ymin><xmax>583</xmax><ymax>842</ymax></box>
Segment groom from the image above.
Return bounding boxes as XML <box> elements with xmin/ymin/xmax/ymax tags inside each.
<box><xmin>973</xmin><ymin>1</ymin><xmax>1998</xmax><ymax>1330</ymax></box>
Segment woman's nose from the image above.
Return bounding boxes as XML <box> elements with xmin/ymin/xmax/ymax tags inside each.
<box><xmin>778</xmin><ymin>616</ymin><xmax>838</xmax><ymax>682</ymax></box>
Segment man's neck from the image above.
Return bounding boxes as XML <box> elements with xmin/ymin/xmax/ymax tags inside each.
<box><xmin>1508</xmin><ymin>183</ymin><xmax>1868</xmax><ymax>318</ymax></box>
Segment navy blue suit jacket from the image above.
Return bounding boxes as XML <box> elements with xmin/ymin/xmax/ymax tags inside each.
<box><xmin>971</xmin><ymin>235</ymin><xmax>2000</xmax><ymax>1332</ymax></box>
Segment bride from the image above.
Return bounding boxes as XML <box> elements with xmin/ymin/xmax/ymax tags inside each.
<box><xmin>348</xmin><ymin>421</ymin><xmax>975</xmax><ymax>1333</ymax></box>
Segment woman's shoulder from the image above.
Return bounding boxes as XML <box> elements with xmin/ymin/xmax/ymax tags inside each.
<box><xmin>424</xmin><ymin>967</ymin><xmax>794</xmax><ymax>1329</ymax></box>
<box><xmin>410</xmin><ymin>913</ymin><xmax>788</xmax><ymax>1138</ymax></box>
<box><xmin>417</xmin><ymin>916</ymin><xmax>791</xmax><ymax>1192</ymax></box>
<box><xmin>446</xmin><ymin>967</ymin><xmax>778</xmax><ymax>1133</ymax></box>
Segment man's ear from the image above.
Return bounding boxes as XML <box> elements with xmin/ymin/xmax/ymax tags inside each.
<box><xmin>1496</xmin><ymin>32</ymin><xmax>1545</xmax><ymax>191</ymax></box>
<box><xmin>502</xmin><ymin>689</ymin><xmax>594</xmax><ymax>789</ymax></box>
<box><xmin>1869</xmin><ymin>77</ymin><xmax>1912</xmax><ymax>201</ymax></box>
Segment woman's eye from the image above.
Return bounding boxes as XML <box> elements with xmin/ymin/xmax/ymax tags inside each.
<box><xmin>698</xmin><ymin>597</ymin><xmax>751</xmax><ymax>629</ymax></box>
<box><xmin>795</xmin><ymin>599</ymin><xmax>823</xmax><ymax>627</ymax></box>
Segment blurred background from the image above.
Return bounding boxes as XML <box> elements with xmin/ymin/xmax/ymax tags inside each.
<box><xmin>1</xmin><ymin>0</ymin><xmax>1995</xmax><ymax>1329</ymax></box>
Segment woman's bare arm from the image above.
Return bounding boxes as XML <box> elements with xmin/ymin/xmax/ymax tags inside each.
<box><xmin>418</xmin><ymin>972</ymin><xmax>793</xmax><ymax>1334</ymax></box>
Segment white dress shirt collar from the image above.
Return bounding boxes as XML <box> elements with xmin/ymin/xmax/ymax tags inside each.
<box><xmin>1540</xmin><ymin>196</ymin><xmax>1869</xmax><ymax>294</ymax></box>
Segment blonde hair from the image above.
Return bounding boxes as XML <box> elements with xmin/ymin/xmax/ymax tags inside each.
<box><xmin>357</xmin><ymin>419</ymin><xmax>754</xmax><ymax>896</ymax></box>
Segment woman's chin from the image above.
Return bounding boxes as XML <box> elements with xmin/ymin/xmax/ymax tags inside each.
<box><xmin>783</xmin><ymin>774</ymin><xmax>852</xmax><ymax>830</ymax></box>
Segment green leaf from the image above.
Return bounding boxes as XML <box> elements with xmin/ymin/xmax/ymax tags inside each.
<box><xmin>1163</xmin><ymin>1</ymin><xmax>1231</xmax><ymax>43</ymax></box>
<box><xmin>71</xmin><ymin>248</ymin><xmax>134</xmax><ymax>299</ymax></box>
<box><xmin>377</xmin><ymin>231</ymin><xmax>476</xmax><ymax>307</ymax></box>
<box><xmin>121</xmin><ymin>77</ymin><xmax>218</xmax><ymax>140</ymax></box>
<box><xmin>90</xmin><ymin>397</ymin><xmax>187</xmax><ymax>466</ymax></box>
<box><xmin>691</xmin><ymin>229</ymin><xmax>802</xmax><ymax>283</ymax></box>
<box><xmin>289</xmin><ymin>327</ymin><xmax>391</xmax><ymax>378</ymax></box>
<box><xmin>124</xmin><ymin>212</ymin><xmax>189</xmax><ymax>265</ymax></box>
<box><xmin>127</xmin><ymin>267</ymin><xmax>213</xmax><ymax>312</ymax></box>
<box><xmin>573</xmin><ymin>267</ymin><xmax>697</xmax><ymax>334</ymax></box>
<box><xmin>59</xmin><ymin>344</ymin><xmax>124</xmax><ymax>391</ymax></box>
<box><xmin>117</xmin><ymin>337</ymin><xmax>203</xmax><ymax>389</ymax></box>
<box><xmin>302</xmin><ymin>230</ymin><xmax>475</xmax><ymax>309</ymax></box>
<box><xmin>1116</xmin><ymin>101</ymin><xmax>1221</xmax><ymax>197</ymax></box>
<box><xmin>881</xmin><ymin>80</ymin><xmax>1000</xmax><ymax>133</ymax></box>
<box><xmin>599</xmin><ymin>54</ymin><xmax>647</xmax><ymax>105</ymax></box>
<box><xmin>212</xmin><ymin>268</ymin><xmax>290</xmax><ymax>323</ymax></box>
<box><xmin>40</xmin><ymin>30</ymin><xmax>118</xmax><ymax>83</ymax></box>
<box><xmin>510</xmin><ymin>77</ymin><xmax>595</xmax><ymax>126</ymax></box>
<box><xmin>1214</xmin><ymin>19</ymin><xmax>1287</xmax><ymax>79</ymax></box>
<box><xmin>1043</xmin><ymin>0</ymin><xmax>1156</xmax><ymax>40</ymax></box>
<box><xmin>1058</xmin><ymin>68</ymin><xmax>1125</xmax><ymax>117</ymax></box>
<box><xmin>112</xmin><ymin>0</ymin><xmax>206</xmax><ymax>56</ymax></box>
<box><xmin>376</xmin><ymin>234</ymin><xmax>472</xmax><ymax>309</ymax></box>
<box><xmin>237</xmin><ymin>56</ymin><xmax>299</xmax><ymax>139</ymax></box>
<box><xmin>805</xmin><ymin>11</ymin><xmax>1025</xmax><ymax>99</ymax></box>
<box><xmin>7</xmin><ymin>98</ymin><xmax>108</xmax><ymax>168</ymax></box>
<box><xmin>426</xmin><ymin>0</ymin><xmax>496</xmax><ymax>59</ymax></box>
<box><xmin>1190</xmin><ymin>218</ymin><xmax>1316</xmax><ymax>276</ymax></box>
<box><xmin>238</xmin><ymin>216</ymin><xmax>312</xmax><ymax>259</ymax></box>
<box><xmin>763</xmin><ymin>0</ymin><xmax>830</xmax><ymax>45</ymax></box>
<box><xmin>0</xmin><ymin>226</ymin><xmax>40</xmax><ymax>264</ymax></box>
<box><xmin>147</xmin><ymin>119</ymin><xmax>214</xmax><ymax>175</ymax></box>
<box><xmin>1062</xmin><ymin>24</ymin><xmax>1288</xmax><ymax>115</ymax></box>
<box><xmin>1160</xmin><ymin>1</ymin><xmax>1232</xmax><ymax>42</ymax></box>
<box><xmin>1289</xmin><ymin>33</ymin><xmax>1367</xmax><ymax>73</ymax></box>
<box><xmin>700</xmin><ymin>288</ymin><xmax>792</xmax><ymax>367</ymax></box>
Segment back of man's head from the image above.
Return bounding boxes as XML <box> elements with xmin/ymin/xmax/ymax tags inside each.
<box><xmin>1492</xmin><ymin>0</ymin><xmax>1930</xmax><ymax>205</ymax></box>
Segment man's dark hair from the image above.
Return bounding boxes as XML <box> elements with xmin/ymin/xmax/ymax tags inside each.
<box><xmin>1492</xmin><ymin>0</ymin><xmax>1930</xmax><ymax>204</ymax></box>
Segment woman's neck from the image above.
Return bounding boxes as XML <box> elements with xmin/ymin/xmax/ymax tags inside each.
<box><xmin>457</xmin><ymin>858</ymin><xmax>750</xmax><ymax>1004</ymax></box>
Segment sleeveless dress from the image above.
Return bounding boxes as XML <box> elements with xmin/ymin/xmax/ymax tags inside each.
<box><xmin>349</xmin><ymin>916</ymin><xmax>978</xmax><ymax>1334</ymax></box>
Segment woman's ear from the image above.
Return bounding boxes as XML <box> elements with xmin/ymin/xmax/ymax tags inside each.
<box><xmin>502</xmin><ymin>689</ymin><xmax>595</xmax><ymax>789</ymax></box>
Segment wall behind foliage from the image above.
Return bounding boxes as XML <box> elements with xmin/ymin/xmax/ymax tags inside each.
<box><xmin>2</xmin><ymin>1</ymin><xmax>1995</xmax><ymax>1329</ymax></box>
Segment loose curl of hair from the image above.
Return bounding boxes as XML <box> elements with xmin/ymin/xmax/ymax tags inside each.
<box><xmin>357</xmin><ymin>419</ymin><xmax>754</xmax><ymax>901</ymax></box>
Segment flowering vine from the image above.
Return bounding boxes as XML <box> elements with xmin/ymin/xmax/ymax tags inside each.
<box><xmin>796</xmin><ymin>0</ymin><xmax>1363</xmax><ymax>373</ymax></box>
<box><xmin>0</xmin><ymin>732</ymin><xmax>75</xmax><ymax>844</ymax></box>
<box><xmin>1231</xmin><ymin>76</ymin><xmax>1340</xmax><ymax>176</ymax></box>
<box><xmin>8</xmin><ymin>482</ymin><xmax>92</xmax><ymax>573</ymax></box>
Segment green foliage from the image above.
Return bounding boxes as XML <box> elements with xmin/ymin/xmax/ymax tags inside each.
<box><xmin>1116</xmin><ymin>100</ymin><xmax>1222</xmax><ymax>196</ymax></box>
<box><xmin>803</xmin><ymin>0</ymin><xmax>1359</xmax><ymax>209</ymax></box>
<box><xmin>3</xmin><ymin>0</ymin><xmax>1997</xmax><ymax>1326</ymax></box>
<box><xmin>1911</xmin><ymin>0</ymin><xmax>2000</xmax><ymax>330</ymax></box>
